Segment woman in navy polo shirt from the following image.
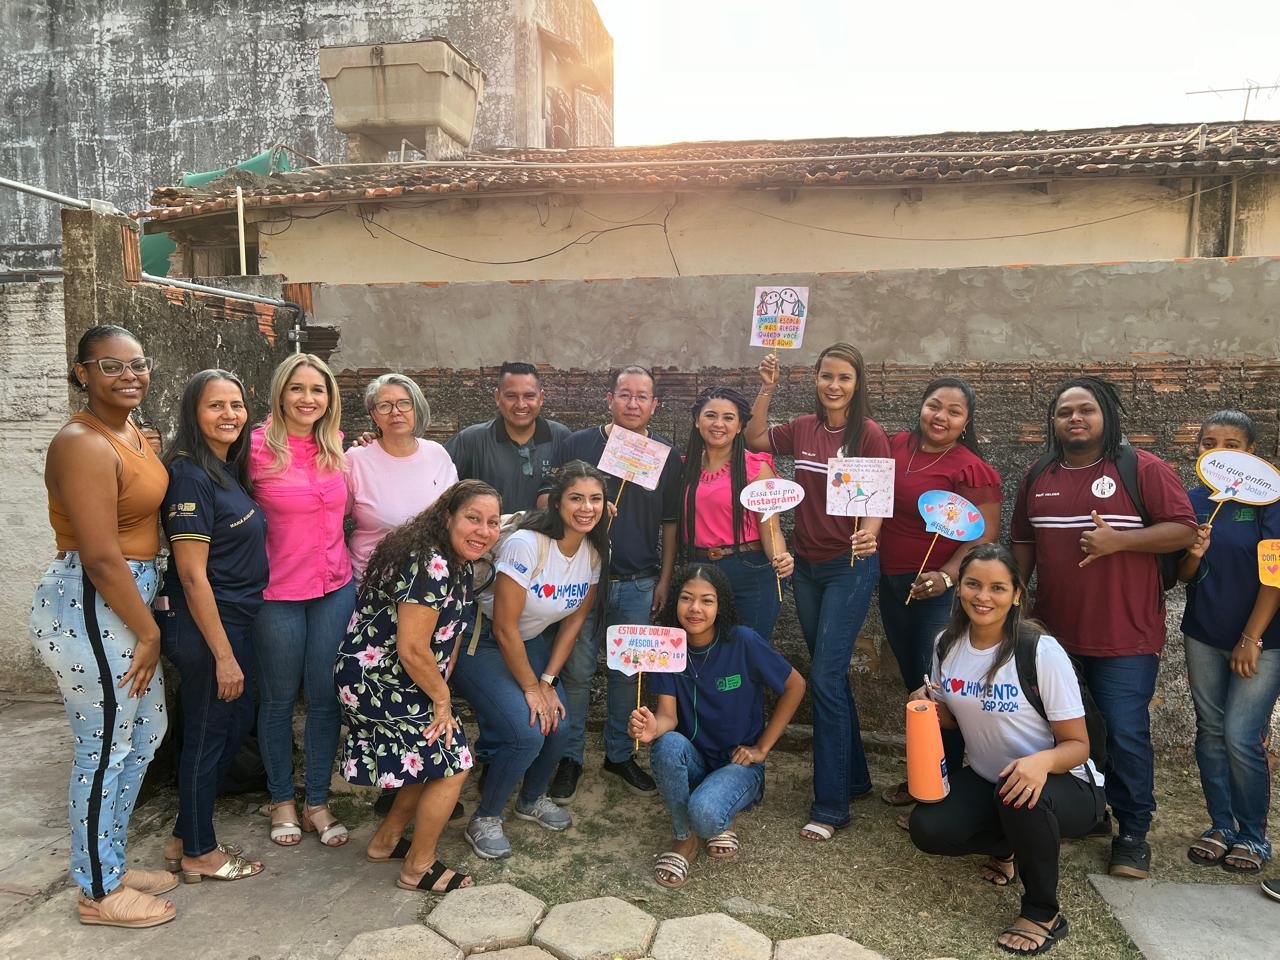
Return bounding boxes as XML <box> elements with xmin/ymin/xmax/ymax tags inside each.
<box><xmin>1178</xmin><ymin>411</ymin><xmax>1280</xmax><ymax>875</ymax></box>
<box><xmin>158</xmin><ymin>370</ymin><xmax>268</xmax><ymax>883</ymax></box>
<box><xmin>628</xmin><ymin>564</ymin><xmax>805</xmax><ymax>887</ymax></box>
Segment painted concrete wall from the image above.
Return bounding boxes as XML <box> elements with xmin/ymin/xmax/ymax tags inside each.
<box><xmin>1</xmin><ymin>0</ymin><xmax>612</xmax><ymax>272</ymax></box>
<box><xmin>256</xmin><ymin>177</ymin><xmax>1280</xmax><ymax>284</ymax></box>
<box><xmin>0</xmin><ymin>282</ymin><xmax>66</xmax><ymax>691</ymax></box>
<box><xmin>314</xmin><ymin>256</ymin><xmax>1280</xmax><ymax>373</ymax></box>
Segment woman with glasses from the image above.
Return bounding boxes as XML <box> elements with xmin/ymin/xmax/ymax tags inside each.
<box><xmin>347</xmin><ymin>374</ymin><xmax>458</xmax><ymax>581</ymax></box>
<box><xmin>30</xmin><ymin>325</ymin><xmax>179</xmax><ymax>928</ymax></box>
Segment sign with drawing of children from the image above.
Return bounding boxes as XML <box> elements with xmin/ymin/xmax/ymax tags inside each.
<box><xmin>750</xmin><ymin>285</ymin><xmax>808</xmax><ymax>349</ymax></box>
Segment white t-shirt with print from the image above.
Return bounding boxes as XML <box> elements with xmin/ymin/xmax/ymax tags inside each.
<box><xmin>478</xmin><ymin>529</ymin><xmax>600</xmax><ymax>641</ymax></box>
<box><xmin>933</xmin><ymin>631</ymin><xmax>1101</xmax><ymax>786</ymax></box>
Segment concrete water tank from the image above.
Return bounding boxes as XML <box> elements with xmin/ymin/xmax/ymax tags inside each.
<box><xmin>318</xmin><ymin>38</ymin><xmax>486</xmax><ymax>162</ymax></box>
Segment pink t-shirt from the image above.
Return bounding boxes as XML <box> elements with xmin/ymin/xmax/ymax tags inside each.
<box><xmin>249</xmin><ymin>426</ymin><xmax>352</xmax><ymax>601</ymax></box>
<box><xmin>690</xmin><ymin>450</ymin><xmax>774</xmax><ymax>547</ymax></box>
<box><xmin>346</xmin><ymin>439</ymin><xmax>459</xmax><ymax>580</ymax></box>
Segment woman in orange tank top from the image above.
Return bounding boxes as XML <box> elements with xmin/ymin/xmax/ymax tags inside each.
<box><xmin>30</xmin><ymin>325</ymin><xmax>177</xmax><ymax>929</ymax></box>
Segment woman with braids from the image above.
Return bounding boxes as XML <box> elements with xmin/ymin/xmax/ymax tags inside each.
<box><xmin>1011</xmin><ymin>376</ymin><xmax>1196</xmax><ymax>880</ymax></box>
<box><xmin>746</xmin><ymin>343</ymin><xmax>889</xmax><ymax>842</ymax></box>
<box><xmin>879</xmin><ymin>377</ymin><xmax>1001</xmax><ymax>809</ymax></box>
<box><xmin>1178</xmin><ymin>411</ymin><xmax>1280</xmax><ymax>876</ymax></box>
<box><xmin>675</xmin><ymin>386</ymin><xmax>793</xmax><ymax>641</ymax></box>
<box><xmin>908</xmin><ymin>544</ymin><xmax>1104</xmax><ymax>957</ymax></box>
<box><xmin>451</xmin><ymin>461</ymin><xmax>609</xmax><ymax>860</ymax></box>
<box><xmin>628</xmin><ymin>564</ymin><xmax>805</xmax><ymax>888</ymax></box>
<box><xmin>335</xmin><ymin>480</ymin><xmax>502</xmax><ymax>893</ymax></box>
<box><xmin>31</xmin><ymin>325</ymin><xmax>178</xmax><ymax>927</ymax></box>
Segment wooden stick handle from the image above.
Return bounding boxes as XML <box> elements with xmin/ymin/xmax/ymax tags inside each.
<box><xmin>851</xmin><ymin>515</ymin><xmax>860</xmax><ymax>566</ymax></box>
<box><xmin>1206</xmin><ymin>500</ymin><xmax>1226</xmax><ymax>525</ymax></box>
<box><xmin>904</xmin><ymin>533</ymin><xmax>941</xmax><ymax>606</ymax></box>
<box><xmin>634</xmin><ymin>670</ymin><xmax>643</xmax><ymax>751</ymax></box>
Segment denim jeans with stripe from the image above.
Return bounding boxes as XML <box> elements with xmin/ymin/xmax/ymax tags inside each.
<box><xmin>30</xmin><ymin>553</ymin><xmax>166</xmax><ymax>899</ymax></box>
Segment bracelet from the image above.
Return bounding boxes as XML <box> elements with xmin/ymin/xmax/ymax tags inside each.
<box><xmin>1239</xmin><ymin>634</ymin><xmax>1263</xmax><ymax>649</ymax></box>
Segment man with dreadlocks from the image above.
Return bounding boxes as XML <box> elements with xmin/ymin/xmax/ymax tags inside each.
<box><xmin>1011</xmin><ymin>377</ymin><xmax>1196</xmax><ymax>879</ymax></box>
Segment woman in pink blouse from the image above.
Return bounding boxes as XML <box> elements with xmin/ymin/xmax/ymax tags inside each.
<box><xmin>250</xmin><ymin>354</ymin><xmax>355</xmax><ymax>849</ymax></box>
<box><xmin>347</xmin><ymin>374</ymin><xmax>458</xmax><ymax>582</ymax></box>
<box><xmin>675</xmin><ymin>387</ymin><xmax>793</xmax><ymax>642</ymax></box>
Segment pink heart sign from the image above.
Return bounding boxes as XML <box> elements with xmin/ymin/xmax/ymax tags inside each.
<box><xmin>1260</xmin><ymin>540</ymin><xmax>1280</xmax><ymax>587</ymax></box>
<box><xmin>606</xmin><ymin>625</ymin><xmax>688</xmax><ymax>677</ymax></box>
<box><xmin>917</xmin><ymin>490</ymin><xmax>985</xmax><ymax>542</ymax></box>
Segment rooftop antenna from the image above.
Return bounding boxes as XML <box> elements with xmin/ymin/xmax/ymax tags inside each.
<box><xmin>1186</xmin><ymin>80</ymin><xmax>1280</xmax><ymax>121</ymax></box>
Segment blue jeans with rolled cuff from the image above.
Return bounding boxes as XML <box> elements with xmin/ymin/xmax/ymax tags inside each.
<box><xmin>650</xmin><ymin>731</ymin><xmax>765</xmax><ymax>841</ymax></box>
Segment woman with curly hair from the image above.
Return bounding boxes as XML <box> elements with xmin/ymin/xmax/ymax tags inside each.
<box><xmin>675</xmin><ymin>386</ymin><xmax>793</xmax><ymax>641</ymax></box>
<box><xmin>335</xmin><ymin>479</ymin><xmax>501</xmax><ymax>893</ymax></box>
<box><xmin>628</xmin><ymin>564</ymin><xmax>805</xmax><ymax>887</ymax></box>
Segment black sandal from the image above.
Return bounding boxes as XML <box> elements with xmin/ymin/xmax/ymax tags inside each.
<box><xmin>396</xmin><ymin>859</ymin><xmax>471</xmax><ymax>893</ymax></box>
<box><xmin>366</xmin><ymin>837</ymin><xmax>412</xmax><ymax>863</ymax></box>
<box><xmin>997</xmin><ymin>915</ymin><xmax>1068</xmax><ymax>956</ymax></box>
<box><xmin>1187</xmin><ymin>831</ymin><xmax>1230</xmax><ymax>866</ymax></box>
<box><xmin>980</xmin><ymin>855</ymin><xmax>1017</xmax><ymax>888</ymax></box>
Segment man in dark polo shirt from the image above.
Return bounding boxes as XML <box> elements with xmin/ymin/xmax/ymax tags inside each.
<box><xmin>542</xmin><ymin>365</ymin><xmax>681</xmax><ymax>803</ymax></box>
<box><xmin>446</xmin><ymin>361</ymin><xmax>569</xmax><ymax>513</ymax></box>
<box><xmin>1011</xmin><ymin>377</ymin><xmax>1197</xmax><ymax>880</ymax></box>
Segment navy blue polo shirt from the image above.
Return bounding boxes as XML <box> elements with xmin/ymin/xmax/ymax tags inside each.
<box><xmin>162</xmin><ymin>456</ymin><xmax>269</xmax><ymax>627</ymax></box>
<box><xmin>550</xmin><ymin>425</ymin><xmax>682</xmax><ymax>578</ymax></box>
<box><xmin>650</xmin><ymin>625</ymin><xmax>794</xmax><ymax>769</ymax></box>
<box><xmin>1181</xmin><ymin>485</ymin><xmax>1280</xmax><ymax>650</ymax></box>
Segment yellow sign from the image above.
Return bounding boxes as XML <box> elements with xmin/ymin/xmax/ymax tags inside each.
<box><xmin>1259</xmin><ymin>539</ymin><xmax>1280</xmax><ymax>587</ymax></box>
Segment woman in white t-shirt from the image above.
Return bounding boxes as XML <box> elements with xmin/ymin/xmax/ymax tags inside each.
<box><xmin>907</xmin><ymin>544</ymin><xmax>1104</xmax><ymax>957</ymax></box>
<box><xmin>451</xmin><ymin>460</ymin><xmax>609</xmax><ymax>860</ymax></box>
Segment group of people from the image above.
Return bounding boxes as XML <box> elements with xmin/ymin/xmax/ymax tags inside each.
<box><xmin>31</xmin><ymin>324</ymin><xmax>1279</xmax><ymax>955</ymax></box>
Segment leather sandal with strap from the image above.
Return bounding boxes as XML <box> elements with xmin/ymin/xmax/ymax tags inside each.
<box><xmin>302</xmin><ymin>804</ymin><xmax>349</xmax><ymax>847</ymax></box>
<box><xmin>181</xmin><ymin>853</ymin><xmax>264</xmax><ymax>883</ymax></box>
<box><xmin>396</xmin><ymin>859</ymin><xmax>471</xmax><ymax>893</ymax></box>
<box><xmin>654</xmin><ymin>851</ymin><xmax>692</xmax><ymax>888</ymax></box>
<box><xmin>120</xmin><ymin>867</ymin><xmax>178</xmax><ymax>896</ymax></box>
<box><xmin>77</xmin><ymin>887</ymin><xmax>176</xmax><ymax>929</ymax></box>
<box><xmin>268</xmin><ymin>801</ymin><xmax>302</xmax><ymax>846</ymax></box>
<box><xmin>706</xmin><ymin>831</ymin><xmax>740</xmax><ymax>860</ymax></box>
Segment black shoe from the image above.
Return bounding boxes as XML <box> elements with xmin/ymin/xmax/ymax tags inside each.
<box><xmin>1088</xmin><ymin>810</ymin><xmax>1114</xmax><ymax>837</ymax></box>
<box><xmin>602</xmin><ymin>757</ymin><xmax>657</xmax><ymax>796</ymax></box>
<box><xmin>1109</xmin><ymin>834</ymin><xmax>1151</xmax><ymax>879</ymax></box>
<box><xmin>449</xmin><ymin>800</ymin><xmax>465</xmax><ymax>821</ymax></box>
<box><xmin>373</xmin><ymin>788</ymin><xmax>399</xmax><ymax>817</ymax></box>
<box><xmin>549</xmin><ymin>758</ymin><xmax>583</xmax><ymax>805</ymax></box>
<box><xmin>1262</xmin><ymin>878</ymin><xmax>1280</xmax><ymax>902</ymax></box>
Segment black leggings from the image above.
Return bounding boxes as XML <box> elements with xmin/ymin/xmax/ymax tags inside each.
<box><xmin>909</xmin><ymin>764</ymin><xmax>1105</xmax><ymax>923</ymax></box>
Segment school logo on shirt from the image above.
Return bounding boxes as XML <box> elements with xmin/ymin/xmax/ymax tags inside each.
<box><xmin>941</xmin><ymin>674</ymin><xmax>1021</xmax><ymax>713</ymax></box>
<box><xmin>715</xmin><ymin>674</ymin><xmax>742</xmax><ymax>692</ymax></box>
<box><xmin>1235</xmin><ymin>507</ymin><xmax>1257</xmax><ymax>522</ymax></box>
<box><xmin>1091</xmin><ymin>476</ymin><xmax>1116</xmax><ymax>498</ymax></box>
<box><xmin>168</xmin><ymin>502</ymin><xmax>198</xmax><ymax>518</ymax></box>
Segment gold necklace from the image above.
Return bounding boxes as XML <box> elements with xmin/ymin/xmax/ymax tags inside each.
<box><xmin>906</xmin><ymin>441</ymin><xmax>956</xmax><ymax>474</ymax></box>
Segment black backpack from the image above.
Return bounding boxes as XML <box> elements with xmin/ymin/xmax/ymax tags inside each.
<box><xmin>1014</xmin><ymin>632</ymin><xmax>1109</xmax><ymax>770</ymax></box>
<box><xmin>1024</xmin><ymin>442</ymin><xmax>1183</xmax><ymax>591</ymax></box>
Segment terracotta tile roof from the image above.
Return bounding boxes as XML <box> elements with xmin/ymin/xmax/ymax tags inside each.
<box><xmin>141</xmin><ymin>121</ymin><xmax>1280</xmax><ymax>224</ymax></box>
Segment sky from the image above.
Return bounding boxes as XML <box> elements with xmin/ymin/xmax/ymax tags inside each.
<box><xmin>591</xmin><ymin>0</ymin><xmax>1280</xmax><ymax>145</ymax></box>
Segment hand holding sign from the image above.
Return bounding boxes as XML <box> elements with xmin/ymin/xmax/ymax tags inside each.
<box><xmin>608</xmin><ymin>625</ymin><xmax>688</xmax><ymax>750</ymax></box>
<box><xmin>750</xmin><ymin>285</ymin><xmax>808</xmax><ymax>350</ymax></box>
<box><xmin>907</xmin><ymin>491</ymin><xmax>985</xmax><ymax>605</ymax></box>
<box><xmin>741</xmin><ymin>478</ymin><xmax>805</xmax><ymax>601</ymax></box>
<box><xmin>1197</xmin><ymin>449</ymin><xmax>1280</xmax><ymax>524</ymax></box>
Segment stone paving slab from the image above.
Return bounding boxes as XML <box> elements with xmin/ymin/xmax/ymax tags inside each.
<box><xmin>649</xmin><ymin>912</ymin><xmax>772</xmax><ymax>960</ymax></box>
<box><xmin>339</xmin><ymin>924</ymin><xmax>463</xmax><ymax>960</ymax></box>
<box><xmin>1088</xmin><ymin>874</ymin><xmax>1280</xmax><ymax>960</ymax></box>
<box><xmin>773</xmin><ymin>933</ymin><xmax>888</xmax><ymax>959</ymax></box>
<box><xmin>533</xmin><ymin>895</ymin><xmax>657</xmax><ymax>960</ymax></box>
<box><xmin>481</xmin><ymin>948</ymin><xmax>559</xmax><ymax>959</ymax></box>
<box><xmin>426</xmin><ymin>882</ymin><xmax>546</xmax><ymax>954</ymax></box>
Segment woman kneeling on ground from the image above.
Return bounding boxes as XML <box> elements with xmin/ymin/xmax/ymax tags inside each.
<box><xmin>628</xmin><ymin>564</ymin><xmax>806</xmax><ymax>888</ymax></box>
<box><xmin>335</xmin><ymin>480</ymin><xmax>502</xmax><ymax>892</ymax></box>
<box><xmin>907</xmin><ymin>544</ymin><xmax>1104</xmax><ymax>956</ymax></box>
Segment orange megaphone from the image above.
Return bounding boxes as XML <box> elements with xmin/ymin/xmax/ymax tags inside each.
<box><xmin>905</xmin><ymin>700</ymin><xmax>950</xmax><ymax>803</ymax></box>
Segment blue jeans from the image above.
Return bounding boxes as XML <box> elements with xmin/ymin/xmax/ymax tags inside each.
<box><xmin>1184</xmin><ymin>635</ymin><xmax>1280</xmax><ymax>857</ymax></box>
<box><xmin>562</xmin><ymin>576</ymin><xmax>654</xmax><ymax>765</ymax></box>
<box><xmin>30</xmin><ymin>553</ymin><xmax>166</xmax><ymax>899</ymax></box>
<box><xmin>792</xmin><ymin>553</ymin><xmax>879</xmax><ymax>825</ymax></box>
<box><xmin>160</xmin><ymin>604</ymin><xmax>257</xmax><ymax>857</ymax></box>
<box><xmin>713</xmin><ymin>550</ymin><xmax>783</xmax><ymax>642</ymax></box>
<box><xmin>252</xmin><ymin>579</ymin><xmax>356</xmax><ymax>806</ymax></box>
<box><xmin>650</xmin><ymin>732</ymin><xmax>765</xmax><ymax>840</ymax></box>
<box><xmin>878</xmin><ymin>572</ymin><xmax>954</xmax><ymax>689</ymax></box>
<box><xmin>451</xmin><ymin>628</ymin><xmax>569</xmax><ymax>817</ymax></box>
<box><xmin>1076</xmin><ymin>653</ymin><xmax>1159</xmax><ymax>838</ymax></box>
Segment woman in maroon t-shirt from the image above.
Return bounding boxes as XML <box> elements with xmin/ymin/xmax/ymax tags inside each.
<box><xmin>747</xmin><ymin>343</ymin><xmax>889</xmax><ymax>841</ymax></box>
<box><xmin>879</xmin><ymin>377</ymin><xmax>1001</xmax><ymax>807</ymax></box>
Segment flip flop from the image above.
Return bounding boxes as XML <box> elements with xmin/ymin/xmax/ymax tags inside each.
<box><xmin>366</xmin><ymin>837</ymin><xmax>412</xmax><ymax>863</ymax></box>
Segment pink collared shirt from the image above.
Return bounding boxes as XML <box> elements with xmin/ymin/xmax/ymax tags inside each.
<box><xmin>249</xmin><ymin>426</ymin><xmax>352</xmax><ymax>601</ymax></box>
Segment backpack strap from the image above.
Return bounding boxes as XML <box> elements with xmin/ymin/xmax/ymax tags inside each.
<box><xmin>1014</xmin><ymin>632</ymin><xmax>1047</xmax><ymax>723</ymax></box>
<box><xmin>1114</xmin><ymin>444</ymin><xmax>1150</xmax><ymax>524</ymax></box>
<box><xmin>1025</xmin><ymin>451</ymin><xmax>1058</xmax><ymax>491</ymax></box>
<box><xmin>467</xmin><ymin>531</ymin><xmax>553</xmax><ymax>658</ymax></box>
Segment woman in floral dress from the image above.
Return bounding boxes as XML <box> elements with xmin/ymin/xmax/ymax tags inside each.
<box><xmin>334</xmin><ymin>480</ymin><xmax>501</xmax><ymax>893</ymax></box>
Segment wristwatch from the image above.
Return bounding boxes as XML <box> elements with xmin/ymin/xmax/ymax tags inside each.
<box><xmin>540</xmin><ymin>672</ymin><xmax>560</xmax><ymax>687</ymax></box>
<box><xmin>938</xmin><ymin>572</ymin><xmax>954</xmax><ymax>590</ymax></box>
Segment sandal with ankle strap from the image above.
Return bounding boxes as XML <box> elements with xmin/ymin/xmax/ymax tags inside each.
<box><xmin>302</xmin><ymin>804</ymin><xmax>349</xmax><ymax>847</ymax></box>
<box><xmin>980</xmin><ymin>855</ymin><xmax>1018</xmax><ymax>888</ymax></box>
<box><xmin>996</xmin><ymin>915</ymin><xmax>1068</xmax><ymax>956</ymax></box>
<box><xmin>77</xmin><ymin>887</ymin><xmax>176</xmax><ymax>929</ymax></box>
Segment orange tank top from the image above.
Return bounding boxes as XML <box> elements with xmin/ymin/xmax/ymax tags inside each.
<box><xmin>48</xmin><ymin>411</ymin><xmax>168</xmax><ymax>561</ymax></box>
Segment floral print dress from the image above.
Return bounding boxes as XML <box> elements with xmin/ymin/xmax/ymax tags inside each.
<box><xmin>335</xmin><ymin>548</ymin><xmax>474</xmax><ymax>788</ymax></box>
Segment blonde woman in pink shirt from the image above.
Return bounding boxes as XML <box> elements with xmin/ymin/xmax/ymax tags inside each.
<box><xmin>347</xmin><ymin>374</ymin><xmax>458</xmax><ymax>582</ymax></box>
<box><xmin>250</xmin><ymin>354</ymin><xmax>355</xmax><ymax>849</ymax></box>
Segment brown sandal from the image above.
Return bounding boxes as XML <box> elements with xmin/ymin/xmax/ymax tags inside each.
<box><xmin>77</xmin><ymin>887</ymin><xmax>176</xmax><ymax>928</ymax></box>
<box><xmin>120</xmin><ymin>867</ymin><xmax>179</xmax><ymax>896</ymax></box>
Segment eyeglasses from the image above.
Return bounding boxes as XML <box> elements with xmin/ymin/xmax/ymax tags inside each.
<box><xmin>373</xmin><ymin>399</ymin><xmax>414</xmax><ymax>415</ymax></box>
<box><xmin>612</xmin><ymin>392</ymin><xmax>652</xmax><ymax>406</ymax></box>
<box><xmin>517</xmin><ymin>445</ymin><xmax>533</xmax><ymax>477</ymax></box>
<box><xmin>82</xmin><ymin>356</ymin><xmax>155</xmax><ymax>377</ymax></box>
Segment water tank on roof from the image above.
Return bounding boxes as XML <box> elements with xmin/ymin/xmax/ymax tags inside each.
<box><xmin>318</xmin><ymin>38</ymin><xmax>485</xmax><ymax>162</ymax></box>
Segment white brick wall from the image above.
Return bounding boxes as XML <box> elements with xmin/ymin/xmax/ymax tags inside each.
<box><xmin>0</xmin><ymin>282</ymin><xmax>65</xmax><ymax>692</ymax></box>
